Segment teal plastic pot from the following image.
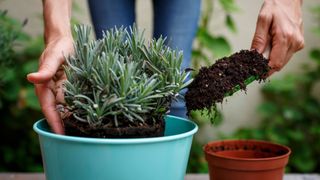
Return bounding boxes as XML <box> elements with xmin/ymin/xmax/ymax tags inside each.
<box><xmin>34</xmin><ymin>115</ymin><xmax>198</xmax><ymax>180</ymax></box>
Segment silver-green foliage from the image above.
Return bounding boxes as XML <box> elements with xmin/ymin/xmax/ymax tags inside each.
<box><xmin>64</xmin><ymin>25</ymin><xmax>192</xmax><ymax>127</ymax></box>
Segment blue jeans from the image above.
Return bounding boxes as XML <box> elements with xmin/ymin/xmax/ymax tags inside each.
<box><xmin>88</xmin><ymin>0</ymin><xmax>201</xmax><ymax>118</ymax></box>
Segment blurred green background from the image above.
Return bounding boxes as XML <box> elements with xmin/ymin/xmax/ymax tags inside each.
<box><xmin>0</xmin><ymin>0</ymin><xmax>319</xmax><ymax>173</ymax></box>
<box><xmin>0</xmin><ymin>10</ymin><xmax>43</xmax><ymax>171</ymax></box>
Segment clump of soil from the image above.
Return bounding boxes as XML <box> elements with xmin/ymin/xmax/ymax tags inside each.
<box><xmin>185</xmin><ymin>50</ymin><xmax>269</xmax><ymax>116</ymax></box>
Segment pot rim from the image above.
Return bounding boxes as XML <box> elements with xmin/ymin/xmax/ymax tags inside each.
<box><xmin>33</xmin><ymin>115</ymin><xmax>198</xmax><ymax>144</ymax></box>
<box><xmin>203</xmin><ymin>139</ymin><xmax>291</xmax><ymax>161</ymax></box>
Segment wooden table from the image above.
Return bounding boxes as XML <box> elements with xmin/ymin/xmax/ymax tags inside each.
<box><xmin>0</xmin><ymin>173</ymin><xmax>319</xmax><ymax>180</ymax></box>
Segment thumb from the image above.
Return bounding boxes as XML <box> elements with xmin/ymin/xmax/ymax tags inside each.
<box><xmin>251</xmin><ymin>10</ymin><xmax>272</xmax><ymax>53</ymax></box>
<box><xmin>27</xmin><ymin>52</ymin><xmax>63</xmax><ymax>84</ymax></box>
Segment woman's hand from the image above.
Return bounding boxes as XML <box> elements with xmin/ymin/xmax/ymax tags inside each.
<box><xmin>251</xmin><ymin>0</ymin><xmax>304</xmax><ymax>75</ymax></box>
<box><xmin>27</xmin><ymin>36</ymin><xmax>73</xmax><ymax>134</ymax></box>
<box><xmin>27</xmin><ymin>0</ymin><xmax>72</xmax><ymax>134</ymax></box>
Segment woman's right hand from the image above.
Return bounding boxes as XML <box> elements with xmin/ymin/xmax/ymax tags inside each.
<box><xmin>27</xmin><ymin>36</ymin><xmax>74</xmax><ymax>134</ymax></box>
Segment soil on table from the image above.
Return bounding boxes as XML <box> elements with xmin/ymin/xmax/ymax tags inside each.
<box><xmin>185</xmin><ymin>50</ymin><xmax>269</xmax><ymax>116</ymax></box>
<box><xmin>63</xmin><ymin>115</ymin><xmax>165</xmax><ymax>138</ymax></box>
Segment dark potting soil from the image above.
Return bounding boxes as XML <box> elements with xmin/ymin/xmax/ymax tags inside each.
<box><xmin>185</xmin><ymin>50</ymin><xmax>269</xmax><ymax>116</ymax></box>
<box><xmin>63</xmin><ymin>116</ymin><xmax>165</xmax><ymax>138</ymax></box>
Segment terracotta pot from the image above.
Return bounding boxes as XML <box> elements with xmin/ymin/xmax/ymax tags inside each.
<box><xmin>204</xmin><ymin>139</ymin><xmax>291</xmax><ymax>180</ymax></box>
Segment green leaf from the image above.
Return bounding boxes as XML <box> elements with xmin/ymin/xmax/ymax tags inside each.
<box><xmin>291</xmin><ymin>146</ymin><xmax>316</xmax><ymax>172</ymax></box>
<box><xmin>219</xmin><ymin>0</ymin><xmax>239</xmax><ymax>12</ymax></box>
<box><xmin>267</xmin><ymin>129</ymin><xmax>289</xmax><ymax>145</ymax></box>
<box><xmin>310</xmin><ymin>49</ymin><xmax>320</xmax><ymax>64</ymax></box>
<box><xmin>286</xmin><ymin>130</ymin><xmax>304</xmax><ymax>141</ymax></box>
<box><xmin>310</xmin><ymin>125</ymin><xmax>320</xmax><ymax>135</ymax></box>
<box><xmin>192</xmin><ymin>50</ymin><xmax>203</xmax><ymax>59</ymax></box>
<box><xmin>257</xmin><ymin>102</ymin><xmax>278</xmax><ymax>118</ymax></box>
<box><xmin>197</xmin><ymin>28</ymin><xmax>231</xmax><ymax>59</ymax></box>
<box><xmin>225</xmin><ymin>15</ymin><xmax>237</xmax><ymax>33</ymax></box>
<box><xmin>282</xmin><ymin>107</ymin><xmax>304</xmax><ymax>121</ymax></box>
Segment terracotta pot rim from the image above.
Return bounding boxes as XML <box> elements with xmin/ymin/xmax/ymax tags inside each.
<box><xmin>203</xmin><ymin>139</ymin><xmax>291</xmax><ymax>161</ymax></box>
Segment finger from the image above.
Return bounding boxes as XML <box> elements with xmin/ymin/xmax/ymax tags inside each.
<box><xmin>27</xmin><ymin>52</ymin><xmax>64</xmax><ymax>84</ymax></box>
<box><xmin>36</xmin><ymin>83</ymin><xmax>65</xmax><ymax>134</ymax></box>
<box><xmin>268</xmin><ymin>38</ymin><xmax>290</xmax><ymax>76</ymax></box>
<box><xmin>262</xmin><ymin>35</ymin><xmax>272</xmax><ymax>59</ymax></box>
<box><xmin>292</xmin><ymin>32</ymin><xmax>305</xmax><ymax>52</ymax></box>
<box><xmin>267</xmin><ymin>66</ymin><xmax>280</xmax><ymax>76</ymax></box>
<box><xmin>251</xmin><ymin>8</ymin><xmax>273</xmax><ymax>54</ymax></box>
<box><xmin>268</xmin><ymin>51</ymin><xmax>293</xmax><ymax>77</ymax></box>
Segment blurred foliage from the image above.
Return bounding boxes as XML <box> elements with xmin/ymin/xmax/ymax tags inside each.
<box><xmin>225</xmin><ymin>5</ymin><xmax>320</xmax><ymax>173</ymax></box>
<box><xmin>0</xmin><ymin>1</ymin><xmax>83</xmax><ymax>172</ymax></box>
<box><xmin>0</xmin><ymin>10</ymin><xmax>43</xmax><ymax>172</ymax></box>
<box><xmin>187</xmin><ymin>109</ymin><xmax>223</xmax><ymax>173</ymax></box>
<box><xmin>187</xmin><ymin>0</ymin><xmax>238</xmax><ymax>173</ymax></box>
<box><xmin>192</xmin><ymin>0</ymin><xmax>238</xmax><ymax>70</ymax></box>
<box><xmin>0</xmin><ymin>10</ymin><xmax>27</xmax><ymax>82</ymax></box>
<box><xmin>312</xmin><ymin>6</ymin><xmax>320</xmax><ymax>37</ymax></box>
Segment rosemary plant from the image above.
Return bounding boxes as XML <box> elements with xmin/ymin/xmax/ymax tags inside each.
<box><xmin>64</xmin><ymin>25</ymin><xmax>192</xmax><ymax>127</ymax></box>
